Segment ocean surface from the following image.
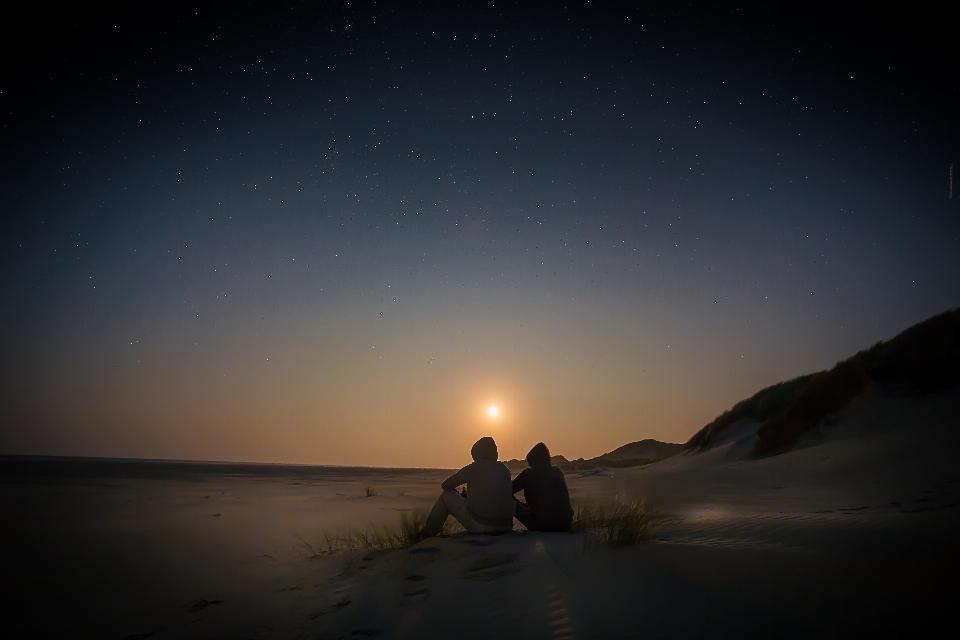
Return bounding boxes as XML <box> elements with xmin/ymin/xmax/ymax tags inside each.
<box><xmin>0</xmin><ymin>454</ymin><xmax>450</xmax><ymax>480</ymax></box>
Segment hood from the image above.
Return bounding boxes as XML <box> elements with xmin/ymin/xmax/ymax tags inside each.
<box><xmin>526</xmin><ymin>442</ymin><xmax>551</xmax><ymax>468</ymax></box>
<box><xmin>470</xmin><ymin>437</ymin><xmax>499</xmax><ymax>461</ymax></box>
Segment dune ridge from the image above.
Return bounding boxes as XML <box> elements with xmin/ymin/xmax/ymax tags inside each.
<box><xmin>686</xmin><ymin>308</ymin><xmax>960</xmax><ymax>455</ymax></box>
<box><xmin>503</xmin><ymin>438</ymin><xmax>684</xmax><ymax>472</ymax></box>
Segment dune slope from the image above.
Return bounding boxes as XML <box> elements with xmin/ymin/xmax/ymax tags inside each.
<box><xmin>687</xmin><ymin>308</ymin><xmax>960</xmax><ymax>455</ymax></box>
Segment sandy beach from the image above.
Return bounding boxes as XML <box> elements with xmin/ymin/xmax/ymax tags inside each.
<box><xmin>3</xmin><ymin>389</ymin><xmax>957</xmax><ymax>639</ymax></box>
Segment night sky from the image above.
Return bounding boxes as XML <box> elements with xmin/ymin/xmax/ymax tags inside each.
<box><xmin>2</xmin><ymin>3</ymin><xmax>958</xmax><ymax>468</ymax></box>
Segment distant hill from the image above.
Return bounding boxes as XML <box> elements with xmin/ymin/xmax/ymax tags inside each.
<box><xmin>503</xmin><ymin>439</ymin><xmax>683</xmax><ymax>472</ymax></box>
<box><xmin>602</xmin><ymin>439</ymin><xmax>685</xmax><ymax>462</ymax></box>
<box><xmin>686</xmin><ymin>308</ymin><xmax>960</xmax><ymax>456</ymax></box>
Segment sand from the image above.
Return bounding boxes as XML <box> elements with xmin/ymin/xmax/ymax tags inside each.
<box><xmin>3</xmin><ymin>390</ymin><xmax>958</xmax><ymax>638</ymax></box>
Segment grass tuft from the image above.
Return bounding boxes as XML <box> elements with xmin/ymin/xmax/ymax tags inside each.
<box><xmin>571</xmin><ymin>500</ymin><xmax>653</xmax><ymax>547</ymax></box>
<box><xmin>302</xmin><ymin>500</ymin><xmax>653</xmax><ymax>554</ymax></box>
<box><xmin>305</xmin><ymin>510</ymin><xmax>438</xmax><ymax>554</ymax></box>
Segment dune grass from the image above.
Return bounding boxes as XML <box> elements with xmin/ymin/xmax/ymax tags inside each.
<box><xmin>298</xmin><ymin>511</ymin><xmax>423</xmax><ymax>554</ymax></box>
<box><xmin>685</xmin><ymin>375</ymin><xmax>812</xmax><ymax>452</ymax></box>
<box><xmin>571</xmin><ymin>500</ymin><xmax>653</xmax><ymax>548</ymax></box>
<box><xmin>755</xmin><ymin>358</ymin><xmax>868</xmax><ymax>453</ymax></box>
<box><xmin>301</xmin><ymin>499</ymin><xmax>652</xmax><ymax>555</ymax></box>
<box><xmin>301</xmin><ymin>510</ymin><xmax>466</xmax><ymax>555</ymax></box>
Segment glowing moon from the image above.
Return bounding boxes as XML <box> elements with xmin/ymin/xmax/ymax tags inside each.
<box><xmin>487</xmin><ymin>405</ymin><xmax>499</xmax><ymax>417</ymax></box>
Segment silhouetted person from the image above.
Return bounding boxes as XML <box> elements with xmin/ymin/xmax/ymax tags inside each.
<box><xmin>512</xmin><ymin>442</ymin><xmax>574</xmax><ymax>532</ymax></box>
<box><xmin>419</xmin><ymin>437</ymin><xmax>516</xmax><ymax>538</ymax></box>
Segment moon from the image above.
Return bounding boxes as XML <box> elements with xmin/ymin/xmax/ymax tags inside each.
<box><xmin>487</xmin><ymin>405</ymin><xmax>499</xmax><ymax>417</ymax></box>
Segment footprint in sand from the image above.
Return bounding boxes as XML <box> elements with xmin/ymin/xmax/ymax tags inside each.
<box><xmin>400</xmin><ymin>574</ymin><xmax>429</xmax><ymax>604</ymax></box>
<box><xmin>460</xmin><ymin>537</ymin><xmax>499</xmax><ymax>547</ymax></box>
<box><xmin>546</xmin><ymin>583</ymin><xmax>576</xmax><ymax>640</ymax></box>
<box><xmin>308</xmin><ymin>596</ymin><xmax>353</xmax><ymax>620</ymax></box>
<box><xmin>467</xmin><ymin>553</ymin><xmax>518</xmax><ymax>572</ymax></box>
<box><xmin>401</xmin><ymin>586</ymin><xmax>429</xmax><ymax>606</ymax></box>
<box><xmin>463</xmin><ymin>552</ymin><xmax>523</xmax><ymax>580</ymax></box>
<box><xmin>408</xmin><ymin>546</ymin><xmax>440</xmax><ymax>555</ymax></box>
<box><xmin>187</xmin><ymin>598</ymin><xmax>222</xmax><ymax>614</ymax></box>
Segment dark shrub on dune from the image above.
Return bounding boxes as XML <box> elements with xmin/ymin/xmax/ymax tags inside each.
<box><xmin>686</xmin><ymin>308</ymin><xmax>960</xmax><ymax>456</ymax></box>
<box><xmin>861</xmin><ymin>308</ymin><xmax>960</xmax><ymax>394</ymax></box>
<box><xmin>684</xmin><ymin>375</ymin><xmax>813</xmax><ymax>451</ymax></box>
<box><xmin>755</xmin><ymin>359</ymin><xmax>869</xmax><ymax>453</ymax></box>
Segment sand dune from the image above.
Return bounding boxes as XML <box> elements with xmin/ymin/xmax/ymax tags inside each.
<box><xmin>687</xmin><ymin>308</ymin><xmax>960</xmax><ymax>455</ymax></box>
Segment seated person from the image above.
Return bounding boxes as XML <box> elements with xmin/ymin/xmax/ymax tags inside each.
<box><xmin>419</xmin><ymin>436</ymin><xmax>516</xmax><ymax>538</ymax></box>
<box><xmin>512</xmin><ymin>442</ymin><xmax>574</xmax><ymax>532</ymax></box>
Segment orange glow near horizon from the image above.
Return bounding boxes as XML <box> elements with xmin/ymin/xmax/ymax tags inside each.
<box><xmin>2</xmin><ymin>293</ymin><xmax>858</xmax><ymax>469</ymax></box>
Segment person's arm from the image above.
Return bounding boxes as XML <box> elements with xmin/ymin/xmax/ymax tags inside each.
<box><xmin>441</xmin><ymin>464</ymin><xmax>471</xmax><ymax>491</ymax></box>
<box><xmin>512</xmin><ymin>468</ymin><xmax>528</xmax><ymax>495</ymax></box>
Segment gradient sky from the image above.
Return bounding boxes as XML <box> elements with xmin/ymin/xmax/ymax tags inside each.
<box><xmin>2</xmin><ymin>3</ymin><xmax>958</xmax><ymax>468</ymax></box>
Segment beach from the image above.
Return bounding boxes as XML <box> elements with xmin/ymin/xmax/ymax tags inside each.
<box><xmin>3</xmin><ymin>390</ymin><xmax>958</xmax><ymax>639</ymax></box>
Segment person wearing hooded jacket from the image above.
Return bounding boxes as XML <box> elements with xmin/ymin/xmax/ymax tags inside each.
<box><xmin>512</xmin><ymin>442</ymin><xmax>574</xmax><ymax>532</ymax></box>
<box><xmin>418</xmin><ymin>436</ymin><xmax>516</xmax><ymax>538</ymax></box>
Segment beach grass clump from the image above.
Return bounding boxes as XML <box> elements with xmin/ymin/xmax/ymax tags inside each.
<box><xmin>304</xmin><ymin>501</ymin><xmax>650</xmax><ymax>554</ymax></box>
<box><xmin>571</xmin><ymin>500</ymin><xmax>653</xmax><ymax>547</ymax></box>
<box><xmin>302</xmin><ymin>509</ymin><xmax>485</xmax><ymax>554</ymax></box>
<box><xmin>303</xmin><ymin>510</ymin><xmax>435</xmax><ymax>554</ymax></box>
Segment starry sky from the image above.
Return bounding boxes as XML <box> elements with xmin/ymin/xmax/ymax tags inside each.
<box><xmin>2</xmin><ymin>2</ymin><xmax>958</xmax><ymax>468</ymax></box>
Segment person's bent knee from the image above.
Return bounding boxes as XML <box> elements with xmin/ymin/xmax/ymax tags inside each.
<box><xmin>440</xmin><ymin>489</ymin><xmax>466</xmax><ymax>507</ymax></box>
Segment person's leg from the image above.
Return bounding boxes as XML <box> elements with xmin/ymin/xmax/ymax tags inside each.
<box><xmin>514</xmin><ymin>499</ymin><xmax>534</xmax><ymax>530</ymax></box>
<box><xmin>439</xmin><ymin>489</ymin><xmax>474</xmax><ymax>530</ymax></box>
<box><xmin>421</xmin><ymin>490</ymin><xmax>511</xmax><ymax>537</ymax></box>
<box><xmin>443</xmin><ymin>492</ymin><xmax>512</xmax><ymax>534</ymax></box>
<box><xmin>420</xmin><ymin>493</ymin><xmax>452</xmax><ymax>538</ymax></box>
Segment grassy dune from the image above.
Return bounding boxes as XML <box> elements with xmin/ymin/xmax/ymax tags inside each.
<box><xmin>687</xmin><ymin>308</ymin><xmax>960</xmax><ymax>456</ymax></box>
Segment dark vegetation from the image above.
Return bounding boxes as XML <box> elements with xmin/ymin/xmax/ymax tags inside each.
<box><xmin>686</xmin><ymin>309</ymin><xmax>960</xmax><ymax>456</ymax></box>
<box><xmin>306</xmin><ymin>500</ymin><xmax>652</xmax><ymax>553</ymax></box>
<box><xmin>299</xmin><ymin>511</ymin><xmax>434</xmax><ymax>554</ymax></box>
<box><xmin>503</xmin><ymin>439</ymin><xmax>683</xmax><ymax>473</ymax></box>
<box><xmin>570</xmin><ymin>501</ymin><xmax>653</xmax><ymax>547</ymax></box>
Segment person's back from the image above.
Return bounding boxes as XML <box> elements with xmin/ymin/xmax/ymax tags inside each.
<box><xmin>445</xmin><ymin>457</ymin><xmax>515</xmax><ymax>521</ymax></box>
<box><xmin>418</xmin><ymin>436</ymin><xmax>516</xmax><ymax>539</ymax></box>
<box><xmin>513</xmin><ymin>443</ymin><xmax>574</xmax><ymax>532</ymax></box>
